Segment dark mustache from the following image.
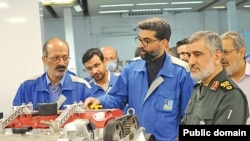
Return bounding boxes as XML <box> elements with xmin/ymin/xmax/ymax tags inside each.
<box><xmin>221</xmin><ymin>59</ymin><xmax>227</xmax><ymax>64</ymax></box>
<box><xmin>190</xmin><ymin>64</ymin><xmax>195</xmax><ymax>69</ymax></box>
<box><xmin>55</xmin><ymin>65</ymin><xmax>66</xmax><ymax>69</ymax></box>
<box><xmin>139</xmin><ymin>48</ymin><xmax>144</xmax><ymax>52</ymax></box>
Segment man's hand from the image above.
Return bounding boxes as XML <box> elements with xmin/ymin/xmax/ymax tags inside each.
<box><xmin>83</xmin><ymin>97</ymin><xmax>100</xmax><ymax>109</ymax></box>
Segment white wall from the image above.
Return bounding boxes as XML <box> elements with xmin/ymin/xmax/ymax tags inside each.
<box><xmin>0</xmin><ymin>0</ymin><xmax>43</xmax><ymax>115</ymax></box>
<box><xmin>0</xmin><ymin>2</ymin><xmax>249</xmax><ymax>116</ymax></box>
<box><xmin>43</xmin><ymin>10</ymin><xmax>250</xmax><ymax>78</ymax></box>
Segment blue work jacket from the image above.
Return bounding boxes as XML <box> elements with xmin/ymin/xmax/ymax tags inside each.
<box><xmin>87</xmin><ymin>71</ymin><xmax>118</xmax><ymax>98</ymax></box>
<box><xmin>13</xmin><ymin>71</ymin><xmax>91</xmax><ymax>110</ymax></box>
<box><xmin>99</xmin><ymin>54</ymin><xmax>194</xmax><ymax>141</ymax></box>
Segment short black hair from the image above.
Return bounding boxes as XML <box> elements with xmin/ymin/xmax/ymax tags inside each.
<box><xmin>82</xmin><ymin>48</ymin><xmax>104</xmax><ymax>64</ymax></box>
<box><xmin>176</xmin><ymin>38</ymin><xmax>188</xmax><ymax>48</ymax></box>
<box><xmin>137</xmin><ymin>17</ymin><xmax>171</xmax><ymax>41</ymax></box>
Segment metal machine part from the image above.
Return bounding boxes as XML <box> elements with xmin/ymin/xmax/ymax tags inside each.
<box><xmin>0</xmin><ymin>103</ymin><xmax>33</xmax><ymax>133</ymax></box>
<box><xmin>103</xmin><ymin>120</ymin><xmax>124</xmax><ymax>141</ymax></box>
<box><xmin>0</xmin><ymin>102</ymin><xmax>155</xmax><ymax>141</ymax></box>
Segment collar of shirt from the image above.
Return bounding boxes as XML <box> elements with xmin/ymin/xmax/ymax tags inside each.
<box><xmin>94</xmin><ymin>69</ymin><xmax>111</xmax><ymax>91</ymax></box>
<box><xmin>46</xmin><ymin>72</ymin><xmax>66</xmax><ymax>87</ymax></box>
<box><xmin>146</xmin><ymin>52</ymin><xmax>166</xmax><ymax>85</ymax></box>
<box><xmin>245</xmin><ymin>61</ymin><xmax>250</xmax><ymax>76</ymax></box>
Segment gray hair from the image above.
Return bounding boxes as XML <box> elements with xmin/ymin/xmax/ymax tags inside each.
<box><xmin>220</xmin><ymin>31</ymin><xmax>246</xmax><ymax>50</ymax></box>
<box><xmin>188</xmin><ymin>31</ymin><xmax>223</xmax><ymax>55</ymax></box>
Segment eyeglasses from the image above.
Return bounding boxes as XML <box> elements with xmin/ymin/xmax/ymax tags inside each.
<box><xmin>45</xmin><ymin>56</ymin><xmax>71</xmax><ymax>62</ymax></box>
<box><xmin>135</xmin><ymin>36</ymin><xmax>159</xmax><ymax>47</ymax></box>
<box><xmin>222</xmin><ymin>49</ymin><xmax>238</xmax><ymax>55</ymax></box>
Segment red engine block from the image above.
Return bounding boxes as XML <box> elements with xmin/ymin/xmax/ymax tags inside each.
<box><xmin>7</xmin><ymin>109</ymin><xmax>123</xmax><ymax>129</ymax></box>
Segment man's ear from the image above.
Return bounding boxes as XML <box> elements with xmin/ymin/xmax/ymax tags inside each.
<box><xmin>239</xmin><ymin>47</ymin><xmax>246</xmax><ymax>59</ymax></box>
<box><xmin>161</xmin><ymin>39</ymin><xmax>169</xmax><ymax>51</ymax></box>
<box><xmin>42</xmin><ymin>56</ymin><xmax>46</xmax><ymax>63</ymax></box>
<box><xmin>214</xmin><ymin>50</ymin><xmax>223</xmax><ymax>65</ymax></box>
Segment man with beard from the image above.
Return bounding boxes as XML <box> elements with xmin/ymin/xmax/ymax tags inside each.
<box><xmin>181</xmin><ymin>31</ymin><xmax>249</xmax><ymax>125</ymax></box>
<box><xmin>220</xmin><ymin>31</ymin><xmax>250</xmax><ymax>124</ymax></box>
<box><xmin>82</xmin><ymin>48</ymin><xmax>118</xmax><ymax>98</ymax></box>
<box><xmin>13</xmin><ymin>38</ymin><xmax>91</xmax><ymax>110</ymax></box>
<box><xmin>83</xmin><ymin>17</ymin><xmax>194</xmax><ymax>141</ymax></box>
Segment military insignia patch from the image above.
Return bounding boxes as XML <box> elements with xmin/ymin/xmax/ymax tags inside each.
<box><xmin>220</xmin><ymin>80</ymin><xmax>234</xmax><ymax>91</ymax></box>
<box><xmin>163</xmin><ymin>99</ymin><xmax>173</xmax><ymax>111</ymax></box>
<box><xmin>210</xmin><ymin>81</ymin><xmax>219</xmax><ymax>91</ymax></box>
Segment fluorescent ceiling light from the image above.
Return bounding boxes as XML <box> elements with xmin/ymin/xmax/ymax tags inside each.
<box><xmin>171</xmin><ymin>1</ymin><xmax>203</xmax><ymax>4</ymax></box>
<box><xmin>244</xmin><ymin>5</ymin><xmax>250</xmax><ymax>8</ymax></box>
<box><xmin>0</xmin><ymin>2</ymin><xmax>8</xmax><ymax>8</ymax></box>
<box><xmin>131</xmin><ymin>9</ymin><xmax>161</xmax><ymax>12</ymax></box>
<box><xmin>212</xmin><ymin>6</ymin><xmax>226</xmax><ymax>9</ymax></box>
<box><xmin>73</xmin><ymin>5</ymin><xmax>82</xmax><ymax>12</ymax></box>
<box><xmin>99</xmin><ymin>10</ymin><xmax>129</xmax><ymax>14</ymax></box>
<box><xmin>100</xmin><ymin>4</ymin><xmax>134</xmax><ymax>7</ymax></box>
<box><xmin>41</xmin><ymin>0</ymin><xmax>76</xmax><ymax>5</ymax></box>
<box><xmin>163</xmin><ymin>7</ymin><xmax>192</xmax><ymax>10</ymax></box>
<box><xmin>136</xmin><ymin>3</ymin><xmax>168</xmax><ymax>6</ymax></box>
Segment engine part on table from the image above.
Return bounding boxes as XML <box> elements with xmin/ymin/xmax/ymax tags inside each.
<box><xmin>37</xmin><ymin>103</ymin><xmax>57</xmax><ymax>116</ymax></box>
<box><xmin>103</xmin><ymin>119</ymin><xmax>124</xmax><ymax>140</ymax></box>
<box><xmin>119</xmin><ymin>127</ymin><xmax>156</xmax><ymax>141</ymax></box>
<box><xmin>0</xmin><ymin>102</ymin><xmax>155</xmax><ymax>141</ymax></box>
<box><xmin>56</xmin><ymin>94</ymin><xmax>67</xmax><ymax>110</ymax></box>
<box><xmin>0</xmin><ymin>103</ymin><xmax>33</xmax><ymax>133</ymax></box>
<box><xmin>62</xmin><ymin>119</ymin><xmax>95</xmax><ymax>140</ymax></box>
<box><xmin>12</xmin><ymin>126</ymin><xmax>33</xmax><ymax>134</ymax></box>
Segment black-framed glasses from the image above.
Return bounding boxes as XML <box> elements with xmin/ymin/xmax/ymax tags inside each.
<box><xmin>222</xmin><ymin>49</ymin><xmax>238</xmax><ymax>55</ymax></box>
<box><xmin>135</xmin><ymin>36</ymin><xmax>159</xmax><ymax>46</ymax></box>
<box><xmin>45</xmin><ymin>56</ymin><xmax>71</xmax><ymax>62</ymax></box>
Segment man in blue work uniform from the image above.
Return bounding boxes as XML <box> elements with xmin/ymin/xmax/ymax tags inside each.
<box><xmin>82</xmin><ymin>48</ymin><xmax>118</xmax><ymax>98</ymax></box>
<box><xmin>13</xmin><ymin>38</ymin><xmax>91</xmax><ymax>110</ymax></box>
<box><xmin>83</xmin><ymin>17</ymin><xmax>194</xmax><ymax>141</ymax></box>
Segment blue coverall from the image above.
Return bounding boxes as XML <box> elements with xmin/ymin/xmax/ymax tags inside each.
<box><xmin>13</xmin><ymin>71</ymin><xmax>91</xmax><ymax>110</ymax></box>
<box><xmin>99</xmin><ymin>54</ymin><xmax>194</xmax><ymax>141</ymax></box>
<box><xmin>87</xmin><ymin>71</ymin><xmax>118</xmax><ymax>98</ymax></box>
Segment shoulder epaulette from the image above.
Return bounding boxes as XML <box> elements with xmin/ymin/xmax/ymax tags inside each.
<box><xmin>127</xmin><ymin>57</ymin><xmax>142</xmax><ymax>64</ymax></box>
<box><xmin>219</xmin><ymin>80</ymin><xmax>234</xmax><ymax>91</ymax></box>
<box><xmin>170</xmin><ymin>55</ymin><xmax>190</xmax><ymax>72</ymax></box>
<box><xmin>70</xmin><ymin>75</ymin><xmax>91</xmax><ymax>89</ymax></box>
<box><xmin>88</xmin><ymin>79</ymin><xmax>95</xmax><ymax>83</ymax></box>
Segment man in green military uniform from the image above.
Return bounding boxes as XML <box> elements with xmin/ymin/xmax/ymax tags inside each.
<box><xmin>181</xmin><ymin>31</ymin><xmax>249</xmax><ymax>124</ymax></box>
